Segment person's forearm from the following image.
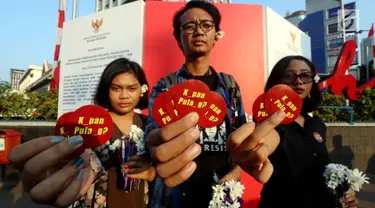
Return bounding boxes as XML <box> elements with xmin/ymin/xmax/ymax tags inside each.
<box><xmin>229</xmin><ymin>165</ymin><xmax>242</xmax><ymax>181</ymax></box>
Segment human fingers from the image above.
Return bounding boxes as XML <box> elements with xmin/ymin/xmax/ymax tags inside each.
<box><xmin>156</xmin><ymin>143</ymin><xmax>201</xmax><ymax>178</ymax></box>
<box><xmin>146</xmin><ymin>112</ymin><xmax>199</xmax><ymax>147</ymax></box>
<box><xmin>246</xmin><ymin>158</ymin><xmax>274</xmax><ymax>184</ymax></box>
<box><xmin>53</xmin><ymin>170</ymin><xmax>85</xmax><ymax>208</ymax></box>
<box><xmin>164</xmin><ymin>161</ymin><xmax>197</xmax><ymax>188</ymax></box>
<box><xmin>126</xmin><ymin>167</ymin><xmax>150</xmax><ymax>174</ymax></box>
<box><xmin>8</xmin><ymin>136</ymin><xmax>66</xmax><ymax>170</ymax></box>
<box><xmin>226</xmin><ymin>122</ymin><xmax>256</xmax><ymax>153</ymax></box>
<box><xmin>22</xmin><ymin>136</ymin><xmax>84</xmax><ymax>191</ymax></box>
<box><xmin>29</xmin><ymin>156</ymin><xmax>86</xmax><ymax>204</ymax></box>
<box><xmin>151</xmin><ymin>127</ymin><xmax>200</xmax><ymax>163</ymax></box>
<box><xmin>237</xmin><ymin>111</ymin><xmax>285</xmax><ymax>151</ymax></box>
<box><xmin>258</xmin><ymin>130</ymin><xmax>280</xmax><ymax>156</ymax></box>
<box><xmin>127</xmin><ymin>155</ymin><xmax>142</xmax><ymax>162</ymax></box>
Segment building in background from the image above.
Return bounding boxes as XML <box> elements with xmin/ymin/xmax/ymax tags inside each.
<box><xmin>10</xmin><ymin>69</ymin><xmax>25</xmax><ymax>91</ymax></box>
<box><xmin>95</xmin><ymin>0</ymin><xmax>124</xmax><ymax>12</ymax></box>
<box><xmin>26</xmin><ymin>60</ymin><xmax>54</xmax><ymax>93</ymax></box>
<box><xmin>18</xmin><ymin>65</ymin><xmax>43</xmax><ymax>93</ymax></box>
<box><xmin>299</xmin><ymin>1</ymin><xmax>358</xmax><ymax>77</ymax></box>
<box><xmin>95</xmin><ymin>0</ymin><xmax>231</xmax><ymax>11</ymax></box>
<box><xmin>305</xmin><ymin>0</ymin><xmax>340</xmax><ymax>15</ymax></box>
<box><xmin>285</xmin><ymin>10</ymin><xmax>306</xmax><ymax>27</ymax></box>
<box><xmin>361</xmin><ymin>36</ymin><xmax>375</xmax><ymax>80</ymax></box>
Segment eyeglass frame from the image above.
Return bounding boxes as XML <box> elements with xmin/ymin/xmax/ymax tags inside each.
<box><xmin>282</xmin><ymin>72</ymin><xmax>315</xmax><ymax>84</ymax></box>
<box><xmin>180</xmin><ymin>20</ymin><xmax>215</xmax><ymax>34</ymax></box>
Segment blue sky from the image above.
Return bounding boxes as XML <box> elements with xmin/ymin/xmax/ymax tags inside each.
<box><xmin>0</xmin><ymin>0</ymin><xmax>374</xmax><ymax>82</ymax></box>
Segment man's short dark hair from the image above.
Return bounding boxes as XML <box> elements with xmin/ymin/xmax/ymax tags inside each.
<box><xmin>94</xmin><ymin>58</ymin><xmax>149</xmax><ymax>110</ymax></box>
<box><xmin>173</xmin><ymin>1</ymin><xmax>221</xmax><ymax>43</ymax></box>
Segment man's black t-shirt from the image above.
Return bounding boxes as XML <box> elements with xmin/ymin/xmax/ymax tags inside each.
<box><xmin>179</xmin><ymin>72</ymin><xmax>232</xmax><ymax>208</ymax></box>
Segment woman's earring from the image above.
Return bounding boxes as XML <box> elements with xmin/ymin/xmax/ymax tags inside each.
<box><xmin>141</xmin><ymin>94</ymin><xmax>144</xmax><ymax>97</ymax></box>
<box><xmin>308</xmin><ymin>94</ymin><xmax>311</xmax><ymax>99</ymax></box>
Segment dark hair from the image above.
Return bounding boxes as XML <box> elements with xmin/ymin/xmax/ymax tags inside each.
<box><xmin>94</xmin><ymin>58</ymin><xmax>149</xmax><ymax>110</ymax></box>
<box><xmin>265</xmin><ymin>55</ymin><xmax>322</xmax><ymax>113</ymax></box>
<box><xmin>173</xmin><ymin>0</ymin><xmax>221</xmax><ymax>47</ymax></box>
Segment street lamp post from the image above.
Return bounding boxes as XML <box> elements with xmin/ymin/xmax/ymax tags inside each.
<box><xmin>339</xmin><ymin>0</ymin><xmax>351</xmax><ymax>106</ymax></box>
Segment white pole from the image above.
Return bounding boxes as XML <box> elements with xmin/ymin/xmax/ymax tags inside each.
<box><xmin>366</xmin><ymin>47</ymin><xmax>369</xmax><ymax>80</ymax></box>
<box><xmin>72</xmin><ymin>0</ymin><xmax>77</xmax><ymax>19</ymax></box>
<box><xmin>96</xmin><ymin>0</ymin><xmax>99</xmax><ymax>12</ymax></box>
<box><xmin>340</xmin><ymin>0</ymin><xmax>350</xmax><ymax>106</ymax></box>
<box><xmin>341</xmin><ymin>0</ymin><xmax>346</xmax><ymax>43</ymax></box>
<box><xmin>109</xmin><ymin>0</ymin><xmax>113</xmax><ymax>9</ymax></box>
<box><xmin>118</xmin><ymin>0</ymin><xmax>121</xmax><ymax>6</ymax></box>
<box><xmin>102</xmin><ymin>0</ymin><xmax>106</xmax><ymax>11</ymax></box>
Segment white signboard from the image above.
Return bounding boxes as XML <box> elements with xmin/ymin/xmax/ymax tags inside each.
<box><xmin>58</xmin><ymin>1</ymin><xmax>145</xmax><ymax>117</ymax></box>
<box><xmin>264</xmin><ymin>7</ymin><xmax>312</xmax><ymax>79</ymax></box>
<box><xmin>0</xmin><ymin>138</ymin><xmax>4</xmax><ymax>151</ymax></box>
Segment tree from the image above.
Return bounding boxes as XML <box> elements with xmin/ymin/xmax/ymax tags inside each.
<box><xmin>0</xmin><ymin>80</ymin><xmax>10</xmax><ymax>94</ymax></box>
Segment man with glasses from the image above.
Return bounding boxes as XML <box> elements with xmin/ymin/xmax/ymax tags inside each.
<box><xmin>144</xmin><ymin>1</ymin><xmax>246</xmax><ymax>207</ymax></box>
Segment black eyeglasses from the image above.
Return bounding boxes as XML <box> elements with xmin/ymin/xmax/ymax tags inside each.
<box><xmin>181</xmin><ymin>20</ymin><xmax>215</xmax><ymax>34</ymax></box>
<box><xmin>282</xmin><ymin>72</ymin><xmax>314</xmax><ymax>84</ymax></box>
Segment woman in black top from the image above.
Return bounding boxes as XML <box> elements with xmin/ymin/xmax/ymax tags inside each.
<box><xmin>258</xmin><ymin>56</ymin><xmax>359</xmax><ymax>208</ymax></box>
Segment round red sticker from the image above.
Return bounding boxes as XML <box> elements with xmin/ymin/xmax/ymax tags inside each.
<box><xmin>252</xmin><ymin>93</ymin><xmax>268</xmax><ymax>123</ymax></box>
<box><xmin>173</xmin><ymin>80</ymin><xmax>210</xmax><ymax>118</ymax></box>
<box><xmin>265</xmin><ymin>85</ymin><xmax>302</xmax><ymax>124</ymax></box>
<box><xmin>152</xmin><ymin>91</ymin><xmax>175</xmax><ymax>127</ymax></box>
<box><xmin>198</xmin><ymin>91</ymin><xmax>227</xmax><ymax>128</ymax></box>
<box><xmin>55</xmin><ymin>112</ymin><xmax>75</xmax><ymax>139</ymax></box>
<box><xmin>69</xmin><ymin>105</ymin><xmax>114</xmax><ymax>149</ymax></box>
<box><xmin>164</xmin><ymin>85</ymin><xmax>181</xmax><ymax>120</ymax></box>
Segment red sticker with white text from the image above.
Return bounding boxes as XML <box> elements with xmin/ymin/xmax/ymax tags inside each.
<box><xmin>173</xmin><ymin>80</ymin><xmax>210</xmax><ymax>117</ymax></box>
<box><xmin>198</xmin><ymin>91</ymin><xmax>227</xmax><ymax>128</ymax></box>
<box><xmin>55</xmin><ymin>112</ymin><xmax>75</xmax><ymax>139</ymax></box>
<box><xmin>252</xmin><ymin>93</ymin><xmax>268</xmax><ymax>123</ymax></box>
<box><xmin>70</xmin><ymin>105</ymin><xmax>114</xmax><ymax>148</ymax></box>
<box><xmin>265</xmin><ymin>85</ymin><xmax>302</xmax><ymax>124</ymax></box>
<box><xmin>165</xmin><ymin>85</ymin><xmax>181</xmax><ymax>120</ymax></box>
<box><xmin>55</xmin><ymin>105</ymin><xmax>114</xmax><ymax>155</ymax></box>
<box><xmin>152</xmin><ymin>91</ymin><xmax>175</xmax><ymax>127</ymax></box>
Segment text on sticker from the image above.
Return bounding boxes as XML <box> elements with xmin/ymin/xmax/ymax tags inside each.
<box><xmin>177</xmin><ymin>97</ymin><xmax>208</xmax><ymax>109</ymax></box>
<box><xmin>158</xmin><ymin>108</ymin><xmax>172</xmax><ymax>125</ymax></box>
<box><xmin>273</xmin><ymin>96</ymin><xmax>297</xmax><ymax>118</ymax></box>
<box><xmin>257</xmin><ymin>102</ymin><xmax>268</xmax><ymax>117</ymax></box>
<box><xmin>183</xmin><ymin>89</ymin><xmax>206</xmax><ymax>99</ymax></box>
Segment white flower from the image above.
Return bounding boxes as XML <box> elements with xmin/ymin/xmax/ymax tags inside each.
<box><xmin>225</xmin><ymin>180</ymin><xmax>245</xmax><ymax>201</ymax></box>
<box><xmin>129</xmin><ymin>125</ymin><xmax>145</xmax><ymax>154</ymax></box>
<box><xmin>141</xmin><ymin>84</ymin><xmax>148</xmax><ymax>94</ymax></box>
<box><xmin>109</xmin><ymin>139</ymin><xmax>121</xmax><ymax>151</ymax></box>
<box><xmin>136</xmin><ymin>141</ymin><xmax>145</xmax><ymax>155</ymax></box>
<box><xmin>212</xmin><ymin>184</ymin><xmax>226</xmax><ymax>201</ymax></box>
<box><xmin>208</xmin><ymin>199</ymin><xmax>224</xmax><ymax>208</ymax></box>
<box><xmin>216</xmin><ymin>31</ymin><xmax>225</xmax><ymax>39</ymax></box>
<box><xmin>347</xmin><ymin>169</ymin><xmax>369</xmax><ymax>192</ymax></box>
<box><xmin>225</xmin><ymin>201</ymin><xmax>241</xmax><ymax>208</ymax></box>
<box><xmin>314</xmin><ymin>74</ymin><xmax>321</xmax><ymax>83</ymax></box>
<box><xmin>129</xmin><ymin>125</ymin><xmax>144</xmax><ymax>143</ymax></box>
<box><xmin>324</xmin><ymin>163</ymin><xmax>353</xmax><ymax>191</ymax></box>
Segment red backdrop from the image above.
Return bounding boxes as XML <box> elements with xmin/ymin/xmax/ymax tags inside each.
<box><xmin>143</xmin><ymin>2</ymin><xmax>265</xmax><ymax>207</ymax></box>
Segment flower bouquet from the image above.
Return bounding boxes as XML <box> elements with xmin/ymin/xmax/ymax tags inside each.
<box><xmin>109</xmin><ymin>125</ymin><xmax>145</xmax><ymax>192</ymax></box>
<box><xmin>208</xmin><ymin>180</ymin><xmax>245</xmax><ymax>208</ymax></box>
<box><xmin>324</xmin><ymin>163</ymin><xmax>369</xmax><ymax>207</ymax></box>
